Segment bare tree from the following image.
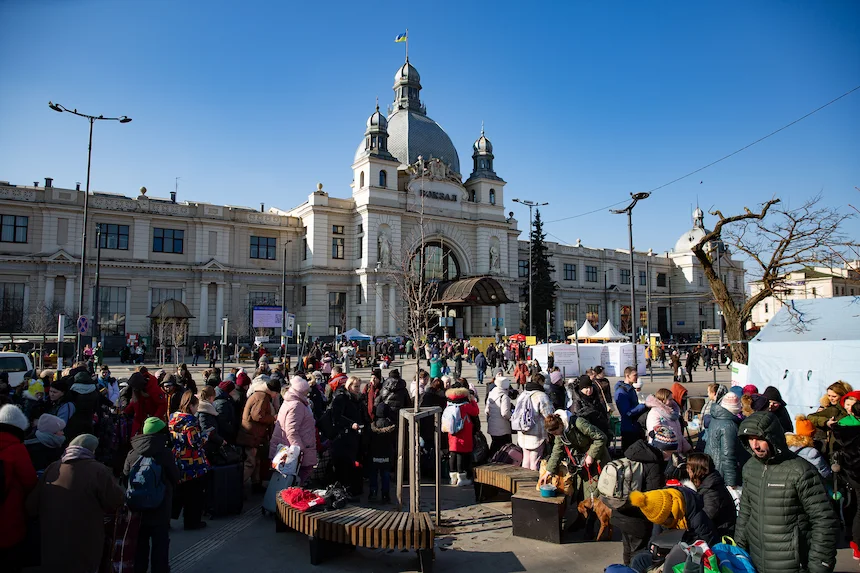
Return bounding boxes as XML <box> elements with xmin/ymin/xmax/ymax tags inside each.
<box><xmin>692</xmin><ymin>194</ymin><xmax>854</xmax><ymax>364</ymax></box>
<box><xmin>231</xmin><ymin>310</ymin><xmax>250</xmax><ymax>361</ymax></box>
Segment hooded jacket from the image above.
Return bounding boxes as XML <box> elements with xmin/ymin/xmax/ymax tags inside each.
<box><xmin>213</xmin><ymin>387</ymin><xmax>238</xmax><ymax>441</ymax></box>
<box><xmin>703</xmin><ymin>402</ymin><xmax>741</xmax><ymax>487</ymax></box>
<box><xmin>123</xmin><ymin>372</ymin><xmax>168</xmax><ymax>436</ymax></box>
<box><xmin>485</xmin><ymin>381</ymin><xmax>513</xmax><ymax>436</ymax></box>
<box><xmin>697</xmin><ymin>470</ymin><xmax>736</xmax><ymax>539</ymax></box>
<box><xmin>0</xmin><ymin>426</ymin><xmax>37</xmax><ymax>549</ymax></box>
<box><xmin>269</xmin><ymin>384</ymin><xmax>318</xmax><ymax>467</ymax></box>
<box><xmin>124</xmin><ymin>431</ymin><xmax>180</xmax><ymax>526</ymax></box>
<box><xmin>66</xmin><ymin>376</ymin><xmax>100</xmax><ymax>442</ymax></box>
<box><xmin>445</xmin><ymin>387</ymin><xmax>479</xmax><ymax>453</ymax></box>
<box><xmin>645</xmin><ymin>395</ymin><xmax>691</xmax><ymax>453</ymax></box>
<box><xmin>379</xmin><ymin>374</ymin><xmax>412</xmax><ymax>413</ymax></box>
<box><xmin>544</xmin><ymin>410</ymin><xmax>610</xmax><ymax>475</ymax></box>
<box><xmin>762</xmin><ymin>386</ymin><xmax>794</xmax><ymax>433</ymax></box>
<box><xmin>196</xmin><ymin>400</ymin><xmax>225</xmax><ymax>453</ymax></box>
<box><xmin>570</xmin><ymin>386</ymin><xmax>611</xmax><ymax>437</ymax></box>
<box><xmin>735</xmin><ymin>412</ymin><xmax>838</xmax><ymax>573</ymax></box>
<box><xmin>236</xmin><ymin>380</ymin><xmax>277</xmax><ymax>447</ymax></box>
<box><xmin>169</xmin><ymin>412</ymin><xmax>210</xmax><ymax>482</ymax></box>
<box><xmin>785</xmin><ymin>433</ymin><xmax>831</xmax><ymax>479</ymax></box>
<box><xmin>614</xmin><ymin>380</ymin><xmax>646</xmax><ymax>434</ymax></box>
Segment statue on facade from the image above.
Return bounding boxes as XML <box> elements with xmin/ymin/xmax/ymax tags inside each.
<box><xmin>378</xmin><ymin>230</ymin><xmax>392</xmax><ymax>267</ymax></box>
<box><xmin>489</xmin><ymin>244</ymin><xmax>501</xmax><ymax>274</ymax></box>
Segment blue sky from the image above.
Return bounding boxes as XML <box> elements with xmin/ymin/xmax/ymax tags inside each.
<box><xmin>1</xmin><ymin>0</ymin><xmax>858</xmax><ymax>253</ymax></box>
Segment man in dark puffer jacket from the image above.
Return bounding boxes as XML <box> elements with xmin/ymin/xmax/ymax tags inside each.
<box><xmin>735</xmin><ymin>412</ymin><xmax>838</xmax><ymax>573</ymax></box>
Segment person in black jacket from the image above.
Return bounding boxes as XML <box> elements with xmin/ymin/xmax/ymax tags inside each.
<box><xmin>686</xmin><ymin>452</ymin><xmax>736</xmax><ymax>538</ymax></box>
<box><xmin>196</xmin><ymin>386</ymin><xmax>225</xmax><ymax>457</ymax></box>
<box><xmin>544</xmin><ymin>369</ymin><xmax>566</xmax><ymax>411</ymax></box>
<box><xmin>162</xmin><ymin>375</ymin><xmax>182</xmax><ymax>415</ymax></box>
<box><xmin>213</xmin><ymin>381</ymin><xmax>238</xmax><ymax>443</ymax></box>
<box><xmin>610</xmin><ymin>429</ymin><xmax>672</xmax><ymax>566</ymax></box>
<box><xmin>569</xmin><ymin>375</ymin><xmax>611</xmax><ymax>437</ymax></box>
<box><xmin>23</xmin><ymin>413</ymin><xmax>66</xmax><ymax>473</ymax></box>
<box><xmin>124</xmin><ymin>417</ymin><xmax>180</xmax><ymax>573</ymax></box>
<box><xmin>330</xmin><ymin>377</ymin><xmax>366</xmax><ymax>497</ymax></box>
<box><xmin>761</xmin><ymin>385</ymin><xmax>793</xmax><ymax>433</ymax></box>
<box><xmin>368</xmin><ymin>402</ymin><xmax>396</xmax><ymax>504</ymax></box>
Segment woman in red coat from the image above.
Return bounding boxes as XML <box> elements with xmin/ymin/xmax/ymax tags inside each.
<box><xmin>0</xmin><ymin>404</ymin><xmax>37</xmax><ymax>571</ymax></box>
<box><xmin>445</xmin><ymin>385</ymin><xmax>479</xmax><ymax>487</ymax></box>
<box><xmin>124</xmin><ymin>370</ymin><xmax>168</xmax><ymax>436</ymax></box>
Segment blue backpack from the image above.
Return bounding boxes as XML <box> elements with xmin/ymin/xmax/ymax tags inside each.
<box><xmin>712</xmin><ymin>537</ymin><xmax>756</xmax><ymax>573</ymax></box>
<box><xmin>441</xmin><ymin>403</ymin><xmax>465</xmax><ymax>434</ymax></box>
<box><xmin>126</xmin><ymin>456</ymin><xmax>165</xmax><ymax>511</ymax></box>
<box><xmin>604</xmin><ymin>566</ymin><xmax>637</xmax><ymax>573</ymax></box>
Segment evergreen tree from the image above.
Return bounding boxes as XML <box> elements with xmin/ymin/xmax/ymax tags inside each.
<box><xmin>521</xmin><ymin>209</ymin><xmax>557</xmax><ymax>338</ymax></box>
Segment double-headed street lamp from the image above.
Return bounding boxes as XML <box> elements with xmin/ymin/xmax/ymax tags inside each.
<box><xmin>512</xmin><ymin>198</ymin><xmax>548</xmax><ymax>337</ymax></box>
<box><xmin>611</xmin><ymin>192</ymin><xmax>650</xmax><ymax>369</ymax></box>
<box><xmin>48</xmin><ymin>102</ymin><xmax>131</xmax><ymax>359</ymax></box>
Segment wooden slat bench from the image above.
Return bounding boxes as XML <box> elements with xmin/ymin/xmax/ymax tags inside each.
<box><xmin>473</xmin><ymin>462</ymin><xmax>540</xmax><ymax>502</ymax></box>
<box><xmin>275</xmin><ymin>494</ymin><xmax>435</xmax><ymax>572</ymax></box>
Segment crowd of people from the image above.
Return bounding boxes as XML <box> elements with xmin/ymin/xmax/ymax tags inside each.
<box><xmin>0</xmin><ymin>336</ymin><xmax>855</xmax><ymax>573</ymax></box>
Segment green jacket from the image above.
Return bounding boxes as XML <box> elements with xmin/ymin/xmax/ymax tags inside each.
<box><xmin>545</xmin><ymin>414</ymin><xmax>609</xmax><ymax>475</ymax></box>
<box><xmin>735</xmin><ymin>412</ymin><xmax>838</xmax><ymax>573</ymax></box>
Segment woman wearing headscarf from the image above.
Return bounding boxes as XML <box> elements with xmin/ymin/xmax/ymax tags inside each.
<box><xmin>269</xmin><ymin>376</ymin><xmax>317</xmax><ymax>484</ymax></box>
<box><xmin>569</xmin><ymin>375</ymin><xmax>611</xmax><ymax>437</ymax></box>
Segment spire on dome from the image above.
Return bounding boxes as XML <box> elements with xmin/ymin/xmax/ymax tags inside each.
<box><xmin>393</xmin><ymin>59</ymin><xmax>424</xmax><ymax>114</ymax></box>
<box><xmin>468</xmin><ymin>125</ymin><xmax>501</xmax><ymax>181</ymax></box>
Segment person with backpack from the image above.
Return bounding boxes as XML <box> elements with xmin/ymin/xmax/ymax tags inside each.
<box><xmin>26</xmin><ymin>433</ymin><xmax>125</xmax><ymax>573</ymax></box>
<box><xmin>443</xmin><ymin>383</ymin><xmax>479</xmax><ymax>486</ymax></box>
<box><xmin>169</xmin><ymin>391</ymin><xmax>210</xmax><ymax>530</ymax></box>
<box><xmin>514</xmin><ymin>373</ymin><xmax>556</xmax><ymax>471</ymax></box>
<box><xmin>0</xmin><ymin>404</ymin><xmax>38</xmax><ymax>571</ymax></box>
<box><xmin>607</xmin><ymin>425</ymin><xmax>676</xmax><ymax>566</ymax></box>
<box><xmin>236</xmin><ymin>375</ymin><xmax>279</xmax><ymax>493</ymax></box>
<box><xmin>485</xmin><ymin>376</ymin><xmax>513</xmax><ymax>456</ymax></box>
<box><xmin>124</xmin><ymin>416</ymin><xmax>179</xmax><ymax>573</ymax></box>
<box><xmin>615</xmin><ymin>366</ymin><xmax>648</xmax><ymax>452</ymax></box>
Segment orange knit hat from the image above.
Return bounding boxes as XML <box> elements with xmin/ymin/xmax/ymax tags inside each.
<box><xmin>794</xmin><ymin>415</ymin><xmax>814</xmax><ymax>437</ymax></box>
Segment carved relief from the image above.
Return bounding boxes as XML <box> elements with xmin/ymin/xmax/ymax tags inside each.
<box><xmin>90</xmin><ymin>196</ymin><xmax>138</xmax><ymax>212</ymax></box>
<box><xmin>0</xmin><ymin>187</ymin><xmax>37</xmax><ymax>202</ymax></box>
<box><xmin>247</xmin><ymin>213</ymin><xmax>281</xmax><ymax>225</ymax></box>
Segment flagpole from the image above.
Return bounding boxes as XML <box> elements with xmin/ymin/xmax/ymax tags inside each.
<box><xmin>406</xmin><ymin>28</ymin><xmax>409</xmax><ymax>60</ymax></box>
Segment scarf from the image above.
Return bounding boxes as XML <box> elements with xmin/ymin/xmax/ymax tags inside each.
<box><xmin>25</xmin><ymin>430</ymin><xmax>66</xmax><ymax>449</ymax></box>
<box><xmin>62</xmin><ymin>445</ymin><xmax>95</xmax><ymax>463</ymax></box>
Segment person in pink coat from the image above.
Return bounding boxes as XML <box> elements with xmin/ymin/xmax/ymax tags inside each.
<box><xmin>270</xmin><ymin>376</ymin><xmax>318</xmax><ymax>483</ymax></box>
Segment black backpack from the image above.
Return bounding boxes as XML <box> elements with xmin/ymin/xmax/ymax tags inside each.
<box><xmin>317</xmin><ymin>407</ymin><xmax>339</xmax><ymax>440</ymax></box>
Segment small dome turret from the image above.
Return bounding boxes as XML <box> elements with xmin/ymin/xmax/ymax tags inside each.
<box><xmin>395</xmin><ymin>61</ymin><xmax>421</xmax><ymax>84</ymax></box>
<box><xmin>357</xmin><ymin>101</ymin><xmax>395</xmax><ymax>161</ymax></box>
<box><xmin>467</xmin><ymin>124</ymin><xmax>501</xmax><ymax>182</ymax></box>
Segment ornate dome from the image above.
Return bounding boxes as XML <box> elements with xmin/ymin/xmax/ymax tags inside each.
<box><xmin>473</xmin><ymin>132</ymin><xmax>492</xmax><ymax>154</ymax></box>
<box><xmin>674</xmin><ymin>225</ymin><xmax>709</xmax><ymax>253</ymax></box>
<box><xmin>366</xmin><ymin>106</ymin><xmax>387</xmax><ymax>129</ymax></box>
<box><xmin>395</xmin><ymin>61</ymin><xmax>421</xmax><ymax>84</ymax></box>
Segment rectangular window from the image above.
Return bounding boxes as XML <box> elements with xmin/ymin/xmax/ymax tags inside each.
<box><xmin>328</xmin><ymin>292</ymin><xmax>346</xmax><ymax>334</ymax></box>
<box><xmin>639</xmin><ymin>270</ymin><xmax>647</xmax><ymax>286</ymax></box>
<box><xmin>302</xmin><ymin>237</ymin><xmax>308</xmax><ymax>261</ymax></box>
<box><xmin>301</xmin><ymin>286</ymin><xmax>307</xmax><ymax>306</ymax></box>
<box><xmin>57</xmin><ymin>218</ymin><xmax>68</xmax><ymax>245</ymax></box>
<box><xmin>563</xmin><ymin>303</ymin><xmax>578</xmax><ymax>332</ymax></box>
<box><xmin>620</xmin><ymin>269</ymin><xmax>631</xmax><ymax>285</ymax></box>
<box><xmin>586</xmin><ymin>304</ymin><xmax>599</xmax><ymax>327</ymax></box>
<box><xmin>734</xmin><ymin>276</ymin><xmax>739</xmax><ymax>290</ymax></box>
<box><xmin>0</xmin><ymin>215</ymin><xmax>28</xmax><ymax>243</ymax></box>
<box><xmin>151</xmin><ymin>288</ymin><xmax>183</xmax><ymax>311</ymax></box>
<box><xmin>585</xmin><ymin>265</ymin><xmax>598</xmax><ymax>283</ymax></box>
<box><xmin>97</xmin><ymin>286</ymin><xmax>126</xmax><ymax>336</ymax></box>
<box><xmin>764</xmin><ymin>303</ymin><xmax>769</xmax><ymax>314</ymax></box>
<box><xmin>355</xmin><ymin>284</ymin><xmax>362</xmax><ymax>304</ymax></box>
<box><xmin>332</xmin><ymin>225</ymin><xmax>345</xmax><ymax>234</ymax></box>
<box><xmin>98</xmin><ymin>223</ymin><xmax>130</xmax><ymax>250</ymax></box>
<box><xmin>0</xmin><ymin>283</ymin><xmax>25</xmax><ymax>331</ymax></box>
<box><xmin>152</xmin><ymin>228</ymin><xmax>184</xmax><ymax>253</ymax></box>
<box><xmin>518</xmin><ymin>260</ymin><xmax>529</xmax><ymax>278</ymax></box>
<box><xmin>657</xmin><ymin>273</ymin><xmax>667</xmax><ymax>287</ymax></box>
<box><xmin>331</xmin><ymin>237</ymin><xmax>345</xmax><ymax>259</ymax></box>
<box><xmin>208</xmin><ymin>231</ymin><xmax>218</xmax><ymax>256</ymax></box>
<box><xmin>563</xmin><ymin>264</ymin><xmax>576</xmax><ymax>281</ymax></box>
<box><xmin>699</xmin><ymin>305</ymin><xmax>704</xmax><ymax>316</ymax></box>
<box><xmin>698</xmin><ymin>273</ymin><xmax>704</xmax><ymax>287</ymax></box>
<box><xmin>250</xmin><ymin>236</ymin><xmax>277</xmax><ymax>260</ymax></box>
<box><xmin>356</xmin><ymin>235</ymin><xmax>363</xmax><ymax>259</ymax></box>
<box><xmin>357</xmin><ymin>224</ymin><xmax>363</xmax><ymax>234</ymax></box>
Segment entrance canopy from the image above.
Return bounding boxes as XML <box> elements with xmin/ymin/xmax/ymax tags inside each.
<box><xmin>148</xmin><ymin>299</ymin><xmax>194</xmax><ymax>319</ymax></box>
<box><xmin>432</xmin><ymin>277</ymin><xmax>515</xmax><ymax>307</ymax></box>
<box><xmin>340</xmin><ymin>328</ymin><xmax>371</xmax><ymax>341</ymax></box>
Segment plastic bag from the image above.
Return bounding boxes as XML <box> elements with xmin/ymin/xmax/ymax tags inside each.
<box><xmin>272</xmin><ymin>444</ymin><xmax>302</xmax><ymax>477</ymax></box>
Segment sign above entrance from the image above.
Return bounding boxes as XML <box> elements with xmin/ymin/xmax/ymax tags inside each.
<box><xmin>420</xmin><ymin>189</ymin><xmax>457</xmax><ymax>202</ymax></box>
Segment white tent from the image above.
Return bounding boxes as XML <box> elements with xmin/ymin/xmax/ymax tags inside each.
<box><xmin>595</xmin><ymin>321</ymin><xmax>629</xmax><ymax>341</ymax></box>
<box><xmin>568</xmin><ymin>321</ymin><xmax>599</xmax><ymax>340</ymax></box>
<box><xmin>747</xmin><ymin>297</ymin><xmax>860</xmax><ymax>421</ymax></box>
<box><xmin>340</xmin><ymin>328</ymin><xmax>372</xmax><ymax>341</ymax></box>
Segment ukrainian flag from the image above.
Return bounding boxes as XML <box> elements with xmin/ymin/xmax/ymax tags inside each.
<box><xmin>395</xmin><ymin>32</ymin><xmax>407</xmax><ymax>43</ymax></box>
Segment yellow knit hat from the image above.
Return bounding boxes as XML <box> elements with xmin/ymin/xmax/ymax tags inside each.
<box><xmin>628</xmin><ymin>488</ymin><xmax>686</xmax><ymax>528</ymax></box>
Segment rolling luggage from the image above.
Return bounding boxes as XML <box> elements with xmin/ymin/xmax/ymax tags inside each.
<box><xmin>263</xmin><ymin>445</ymin><xmax>302</xmax><ymax>514</ymax></box>
<box><xmin>263</xmin><ymin>468</ymin><xmax>299</xmax><ymax>514</ymax></box>
<box><xmin>206</xmin><ymin>463</ymin><xmax>243</xmax><ymax>517</ymax></box>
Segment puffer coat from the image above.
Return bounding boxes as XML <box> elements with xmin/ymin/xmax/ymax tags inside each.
<box><xmin>735</xmin><ymin>412</ymin><xmax>839</xmax><ymax>573</ymax></box>
<box><xmin>645</xmin><ymin>395</ymin><xmax>691</xmax><ymax>453</ymax></box>
<box><xmin>269</xmin><ymin>390</ymin><xmax>318</xmax><ymax>467</ymax></box>
<box><xmin>703</xmin><ymin>402</ymin><xmax>741</xmax><ymax>487</ymax></box>
<box><xmin>697</xmin><ymin>470</ymin><xmax>736</xmax><ymax>539</ymax></box>
<box><xmin>544</xmin><ymin>412</ymin><xmax>610</xmax><ymax>475</ymax></box>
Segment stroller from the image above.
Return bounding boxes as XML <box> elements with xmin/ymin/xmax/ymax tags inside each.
<box><xmin>262</xmin><ymin>445</ymin><xmax>303</xmax><ymax>515</ymax></box>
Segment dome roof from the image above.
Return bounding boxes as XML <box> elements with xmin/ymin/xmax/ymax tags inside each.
<box><xmin>355</xmin><ymin>109</ymin><xmax>460</xmax><ymax>173</ymax></box>
<box><xmin>395</xmin><ymin>62</ymin><xmax>420</xmax><ymax>84</ymax></box>
<box><xmin>473</xmin><ymin>133</ymin><xmax>492</xmax><ymax>154</ymax></box>
<box><xmin>366</xmin><ymin>107</ymin><xmax>387</xmax><ymax>130</ymax></box>
<box><xmin>674</xmin><ymin>225</ymin><xmax>709</xmax><ymax>253</ymax></box>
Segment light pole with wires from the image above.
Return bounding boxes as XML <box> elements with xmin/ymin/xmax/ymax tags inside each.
<box><xmin>48</xmin><ymin>102</ymin><xmax>131</xmax><ymax>360</ymax></box>
<box><xmin>512</xmin><ymin>198</ymin><xmax>548</xmax><ymax>337</ymax></box>
<box><xmin>611</xmin><ymin>192</ymin><xmax>650</xmax><ymax>370</ymax></box>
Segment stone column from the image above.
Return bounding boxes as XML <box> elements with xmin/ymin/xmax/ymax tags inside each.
<box><xmin>125</xmin><ymin>286</ymin><xmax>132</xmax><ymax>333</ymax></box>
<box><xmin>497</xmin><ymin>304</ymin><xmax>505</xmax><ymax>334</ymax></box>
<box><xmin>215</xmin><ymin>283</ymin><xmax>225</xmax><ymax>326</ymax></box>
<box><xmin>64</xmin><ymin>277</ymin><xmax>75</xmax><ymax>313</ymax></box>
<box><xmin>44</xmin><ymin>277</ymin><xmax>55</xmax><ymax>307</ymax></box>
<box><xmin>464</xmin><ymin>306</ymin><xmax>472</xmax><ymax>338</ymax></box>
<box><xmin>199</xmin><ymin>282</ymin><xmax>209</xmax><ymax>335</ymax></box>
<box><xmin>388</xmin><ymin>284</ymin><xmax>395</xmax><ymax>335</ymax></box>
<box><xmin>375</xmin><ymin>283</ymin><xmax>383</xmax><ymax>336</ymax></box>
<box><xmin>23</xmin><ymin>284</ymin><xmax>30</xmax><ymax>317</ymax></box>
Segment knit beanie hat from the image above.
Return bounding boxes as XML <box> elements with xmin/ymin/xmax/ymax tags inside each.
<box><xmin>26</xmin><ymin>380</ymin><xmax>45</xmax><ymax>397</ymax></box>
<box><xmin>729</xmin><ymin>385</ymin><xmax>744</xmax><ymax>398</ymax></box>
<box><xmin>742</xmin><ymin>384</ymin><xmax>759</xmax><ymax>396</ymax></box>
<box><xmin>649</xmin><ymin>424</ymin><xmax>679</xmax><ymax>451</ymax></box>
<box><xmin>289</xmin><ymin>376</ymin><xmax>309</xmax><ymax>396</ymax></box>
<box><xmin>496</xmin><ymin>376</ymin><xmax>512</xmax><ymax>390</ymax></box>
<box><xmin>0</xmin><ymin>404</ymin><xmax>29</xmax><ymax>431</ymax></box>
<box><xmin>628</xmin><ymin>488</ymin><xmax>686</xmax><ymax>527</ymax></box>
<box><xmin>751</xmin><ymin>394</ymin><xmax>769</xmax><ymax>412</ymax></box>
<box><xmin>74</xmin><ymin>371</ymin><xmax>94</xmax><ymax>385</ymax></box>
<box><xmin>69</xmin><ymin>433</ymin><xmax>99</xmax><ymax>452</ymax></box>
<box><xmin>264</xmin><ymin>375</ymin><xmax>280</xmax><ymax>393</ymax></box>
<box><xmin>794</xmin><ymin>415</ymin><xmax>814</xmax><ymax>437</ymax></box>
<box><xmin>841</xmin><ymin>390</ymin><xmax>860</xmax><ymax>409</ymax></box>
<box><xmin>218</xmin><ymin>380</ymin><xmax>236</xmax><ymax>394</ymax></box>
<box><xmin>719</xmin><ymin>393</ymin><xmax>742</xmax><ymax>416</ymax></box>
<box><xmin>143</xmin><ymin>417</ymin><xmax>167</xmax><ymax>435</ymax></box>
<box><xmin>36</xmin><ymin>413</ymin><xmax>66</xmax><ymax>435</ymax></box>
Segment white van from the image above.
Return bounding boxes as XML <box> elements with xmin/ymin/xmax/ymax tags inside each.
<box><xmin>0</xmin><ymin>352</ymin><xmax>34</xmax><ymax>388</ymax></box>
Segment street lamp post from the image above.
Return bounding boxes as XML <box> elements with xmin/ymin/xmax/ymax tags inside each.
<box><xmin>93</xmin><ymin>224</ymin><xmax>103</xmax><ymax>344</ymax></box>
<box><xmin>512</xmin><ymin>198</ymin><xmax>548</xmax><ymax>337</ymax></box>
<box><xmin>48</xmin><ymin>102</ymin><xmax>131</xmax><ymax>360</ymax></box>
<box><xmin>611</xmin><ymin>192</ymin><xmax>650</xmax><ymax>370</ymax></box>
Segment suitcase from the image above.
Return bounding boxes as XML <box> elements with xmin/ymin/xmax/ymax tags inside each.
<box><xmin>206</xmin><ymin>463</ymin><xmax>243</xmax><ymax>517</ymax></box>
<box><xmin>263</xmin><ymin>469</ymin><xmax>299</xmax><ymax>514</ymax></box>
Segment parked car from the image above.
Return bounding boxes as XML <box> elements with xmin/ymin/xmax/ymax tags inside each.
<box><xmin>0</xmin><ymin>352</ymin><xmax>35</xmax><ymax>388</ymax></box>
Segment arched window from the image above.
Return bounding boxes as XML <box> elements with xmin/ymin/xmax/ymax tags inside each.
<box><xmin>469</xmin><ymin>189</ymin><xmax>476</xmax><ymax>202</ymax></box>
<box><xmin>412</xmin><ymin>243</ymin><xmax>461</xmax><ymax>283</ymax></box>
<box><xmin>379</xmin><ymin>170</ymin><xmax>387</xmax><ymax>188</ymax></box>
<box><xmin>359</xmin><ymin>171</ymin><xmax>365</xmax><ymax>188</ymax></box>
<box><xmin>489</xmin><ymin>189</ymin><xmax>496</xmax><ymax>205</ymax></box>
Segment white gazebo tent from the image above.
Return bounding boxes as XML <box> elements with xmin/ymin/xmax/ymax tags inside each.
<box><xmin>594</xmin><ymin>321</ymin><xmax>629</xmax><ymax>341</ymax></box>
<box><xmin>568</xmin><ymin>320</ymin><xmax>599</xmax><ymax>341</ymax></box>
<box><xmin>747</xmin><ymin>297</ymin><xmax>860</xmax><ymax>421</ymax></box>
